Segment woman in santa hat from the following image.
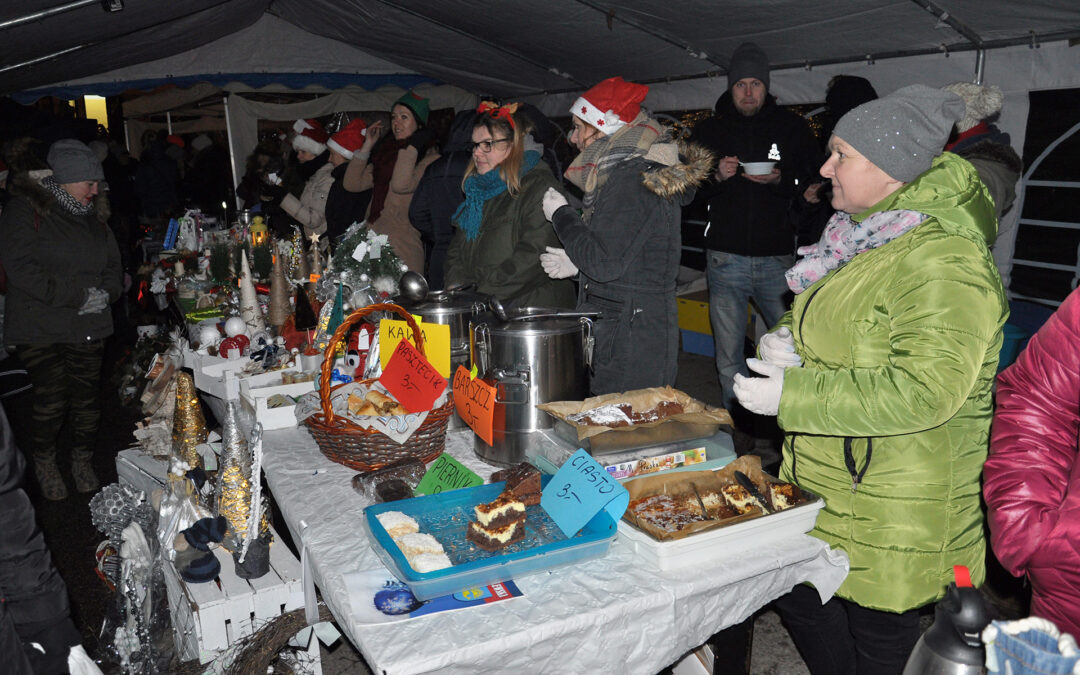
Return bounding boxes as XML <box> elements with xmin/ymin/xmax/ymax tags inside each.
<box><xmin>443</xmin><ymin>102</ymin><xmax>574</xmax><ymax>309</ymax></box>
<box><xmin>541</xmin><ymin>77</ymin><xmax>712</xmax><ymax>395</ymax></box>
<box><xmin>278</xmin><ymin>118</ymin><xmax>334</xmax><ymax>247</ymax></box>
<box><xmin>341</xmin><ymin>91</ymin><xmax>440</xmax><ymax>273</ymax></box>
<box><xmin>324</xmin><ymin>118</ymin><xmax>372</xmax><ymax>248</ymax></box>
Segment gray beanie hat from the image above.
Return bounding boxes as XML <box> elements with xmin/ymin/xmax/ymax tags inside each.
<box><xmin>832</xmin><ymin>84</ymin><xmax>965</xmax><ymax>182</ymax></box>
<box><xmin>47</xmin><ymin>139</ymin><xmax>105</xmax><ymax>183</ymax></box>
<box><xmin>728</xmin><ymin>42</ymin><xmax>770</xmax><ymax>91</ymax></box>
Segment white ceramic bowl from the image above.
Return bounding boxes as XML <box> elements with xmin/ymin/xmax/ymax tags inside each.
<box><xmin>742</xmin><ymin>161</ymin><xmax>777</xmax><ymax>176</ymax></box>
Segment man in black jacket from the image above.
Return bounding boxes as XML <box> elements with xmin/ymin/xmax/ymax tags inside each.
<box><xmin>690</xmin><ymin>42</ymin><xmax>819</xmax><ymax>412</ymax></box>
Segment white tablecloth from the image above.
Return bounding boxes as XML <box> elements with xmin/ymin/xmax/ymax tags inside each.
<box><xmin>261</xmin><ymin>427</ymin><xmax>849</xmax><ymax>675</ymax></box>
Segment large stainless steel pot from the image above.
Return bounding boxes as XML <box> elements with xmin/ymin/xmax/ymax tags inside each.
<box><xmin>401</xmin><ymin>289</ymin><xmax>490</xmax><ymax>429</ymax></box>
<box><xmin>470</xmin><ymin>307</ymin><xmax>593</xmax><ymax>466</ymax></box>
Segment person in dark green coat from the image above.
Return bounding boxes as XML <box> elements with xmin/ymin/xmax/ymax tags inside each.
<box><xmin>734</xmin><ymin>86</ymin><xmax>1008</xmax><ymax>674</ymax></box>
<box><xmin>444</xmin><ymin>102</ymin><xmax>574</xmax><ymax>309</ymax></box>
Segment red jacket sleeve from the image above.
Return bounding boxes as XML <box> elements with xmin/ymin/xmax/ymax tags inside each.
<box><xmin>985</xmin><ymin>289</ymin><xmax>1080</xmax><ymax>577</ymax></box>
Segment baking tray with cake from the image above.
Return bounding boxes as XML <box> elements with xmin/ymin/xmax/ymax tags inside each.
<box><xmin>616</xmin><ymin>455</ymin><xmax>825</xmax><ymax>570</ymax></box>
<box><xmin>538</xmin><ymin>385</ymin><xmax>733</xmax><ymax>455</ymax></box>
<box><xmin>363</xmin><ymin>473</ymin><xmax>617</xmax><ymax>600</ymax></box>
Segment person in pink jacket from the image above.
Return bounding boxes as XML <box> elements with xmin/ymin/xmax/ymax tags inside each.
<box><xmin>985</xmin><ymin>287</ymin><xmax>1080</xmax><ymax>638</ymax></box>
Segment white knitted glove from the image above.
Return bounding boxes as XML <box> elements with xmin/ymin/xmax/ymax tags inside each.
<box><xmin>733</xmin><ymin>358</ymin><xmax>785</xmax><ymax>416</ymax></box>
<box><xmin>758</xmin><ymin>327</ymin><xmax>802</xmax><ymax>368</ymax></box>
<box><xmin>539</xmin><ymin>246</ymin><xmax>578</xmax><ymax>279</ymax></box>
<box><xmin>78</xmin><ymin>287</ymin><xmax>109</xmax><ymax>315</ymax></box>
<box><xmin>542</xmin><ymin>187</ymin><xmax>569</xmax><ymax>221</ymax></box>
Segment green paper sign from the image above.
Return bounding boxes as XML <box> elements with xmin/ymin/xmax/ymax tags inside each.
<box><xmin>414</xmin><ymin>454</ymin><xmax>483</xmax><ymax>496</ymax></box>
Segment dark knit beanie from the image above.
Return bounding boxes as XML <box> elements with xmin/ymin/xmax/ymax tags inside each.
<box><xmin>833</xmin><ymin>84</ymin><xmax>965</xmax><ymax>182</ymax></box>
<box><xmin>826</xmin><ymin>76</ymin><xmax>878</xmax><ymax>120</ymax></box>
<box><xmin>47</xmin><ymin>139</ymin><xmax>104</xmax><ymax>183</ymax></box>
<box><xmin>394</xmin><ymin>90</ymin><xmax>430</xmax><ymax>126</ymax></box>
<box><xmin>727</xmin><ymin>42</ymin><xmax>770</xmax><ymax>92</ymax></box>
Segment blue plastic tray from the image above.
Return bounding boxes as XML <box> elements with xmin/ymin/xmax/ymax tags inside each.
<box><xmin>363</xmin><ymin>476</ymin><xmax>617</xmax><ymax>600</ymax></box>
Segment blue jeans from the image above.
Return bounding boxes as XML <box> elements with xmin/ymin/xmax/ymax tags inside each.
<box><xmin>985</xmin><ymin>619</ymin><xmax>1080</xmax><ymax>675</ymax></box>
<box><xmin>706</xmin><ymin>251</ymin><xmax>794</xmax><ymax>410</ymax></box>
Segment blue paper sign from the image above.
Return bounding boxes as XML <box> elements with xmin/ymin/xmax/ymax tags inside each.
<box><xmin>541</xmin><ymin>448</ymin><xmax>630</xmax><ymax>538</ymax></box>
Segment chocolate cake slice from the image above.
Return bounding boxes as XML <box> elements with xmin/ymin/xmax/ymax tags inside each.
<box><xmin>474</xmin><ymin>495</ymin><xmax>526</xmax><ymax>530</ymax></box>
<box><xmin>493</xmin><ymin>462</ymin><xmax>542</xmax><ymax>506</ymax></box>
<box><xmin>466</xmin><ymin>519</ymin><xmax>526</xmax><ymax>551</ymax></box>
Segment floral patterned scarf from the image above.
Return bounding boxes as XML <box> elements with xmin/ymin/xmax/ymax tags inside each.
<box><xmin>785</xmin><ymin>208</ymin><xmax>928</xmax><ymax>293</ymax></box>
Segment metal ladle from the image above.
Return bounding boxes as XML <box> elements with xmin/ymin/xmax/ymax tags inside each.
<box><xmin>488</xmin><ymin>296</ymin><xmax>509</xmax><ymax>322</ymax></box>
<box><xmin>398</xmin><ymin>271</ymin><xmax>429</xmax><ymax>303</ymax></box>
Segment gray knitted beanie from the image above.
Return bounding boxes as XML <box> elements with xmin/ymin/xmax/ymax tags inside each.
<box><xmin>832</xmin><ymin>84</ymin><xmax>965</xmax><ymax>182</ymax></box>
<box><xmin>47</xmin><ymin>139</ymin><xmax>105</xmax><ymax>183</ymax></box>
<box><xmin>727</xmin><ymin>42</ymin><xmax>770</xmax><ymax>91</ymax></box>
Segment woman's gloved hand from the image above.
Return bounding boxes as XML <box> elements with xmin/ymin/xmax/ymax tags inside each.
<box><xmin>733</xmin><ymin>358</ymin><xmax>785</xmax><ymax>416</ymax></box>
<box><xmin>542</xmin><ymin>187</ymin><xmax>569</xmax><ymax>221</ymax></box>
<box><xmin>78</xmin><ymin>287</ymin><xmax>109</xmax><ymax>315</ymax></box>
<box><xmin>540</xmin><ymin>246</ymin><xmax>578</xmax><ymax>279</ymax></box>
<box><xmin>758</xmin><ymin>327</ymin><xmax>802</xmax><ymax>368</ymax></box>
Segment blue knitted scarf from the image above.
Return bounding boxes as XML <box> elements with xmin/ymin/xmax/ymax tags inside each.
<box><xmin>454</xmin><ymin>150</ymin><xmax>540</xmax><ymax>241</ymax></box>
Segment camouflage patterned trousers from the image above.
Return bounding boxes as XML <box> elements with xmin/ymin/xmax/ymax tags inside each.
<box><xmin>15</xmin><ymin>341</ymin><xmax>105</xmax><ymax>464</ymax></box>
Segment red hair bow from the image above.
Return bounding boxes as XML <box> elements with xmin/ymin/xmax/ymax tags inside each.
<box><xmin>477</xmin><ymin>100</ymin><xmax>520</xmax><ymax>129</ymax></box>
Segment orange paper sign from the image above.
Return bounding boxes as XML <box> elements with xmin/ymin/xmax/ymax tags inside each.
<box><xmin>380</xmin><ymin>340</ymin><xmax>447</xmax><ymax>413</ymax></box>
<box><xmin>452</xmin><ymin>365</ymin><xmax>495</xmax><ymax>446</ymax></box>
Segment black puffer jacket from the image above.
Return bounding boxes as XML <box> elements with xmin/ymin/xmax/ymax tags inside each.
<box><xmin>0</xmin><ymin>172</ymin><xmax>122</xmax><ymax>345</ymax></box>
<box><xmin>0</xmin><ymin>406</ymin><xmax>81</xmax><ymax>674</ymax></box>
<box><xmin>691</xmin><ymin>92</ymin><xmax>820</xmax><ymax>256</ymax></box>
<box><xmin>325</xmin><ymin>162</ymin><xmax>372</xmax><ymax>247</ymax></box>
<box><xmin>553</xmin><ymin>143</ymin><xmax>713</xmax><ymax>395</ymax></box>
<box><xmin>409</xmin><ymin>111</ymin><xmax>475</xmax><ymax>290</ymax></box>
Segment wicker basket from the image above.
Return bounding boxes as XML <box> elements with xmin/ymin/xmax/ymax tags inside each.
<box><xmin>304</xmin><ymin>303</ymin><xmax>453</xmax><ymax>471</ymax></box>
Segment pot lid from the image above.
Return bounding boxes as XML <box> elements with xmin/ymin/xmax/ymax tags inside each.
<box><xmin>478</xmin><ymin>307</ymin><xmax>587</xmax><ymax>336</ymax></box>
<box><xmin>399</xmin><ymin>289</ymin><xmax>487</xmax><ymax>316</ymax></box>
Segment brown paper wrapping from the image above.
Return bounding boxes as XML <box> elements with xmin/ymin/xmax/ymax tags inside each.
<box><xmin>622</xmin><ymin>455</ymin><xmax>806</xmax><ymax>542</ymax></box>
<box><xmin>536</xmin><ymin>385</ymin><xmax>733</xmax><ymax>441</ymax></box>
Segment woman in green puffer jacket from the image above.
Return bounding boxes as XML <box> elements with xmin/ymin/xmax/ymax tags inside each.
<box><xmin>733</xmin><ymin>85</ymin><xmax>1008</xmax><ymax>674</ymax></box>
<box><xmin>444</xmin><ymin>102</ymin><xmax>574</xmax><ymax>309</ymax></box>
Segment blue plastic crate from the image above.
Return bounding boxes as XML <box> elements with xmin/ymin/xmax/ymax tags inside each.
<box><xmin>681</xmin><ymin>329</ymin><xmax>715</xmax><ymax>357</ymax></box>
<box><xmin>364</xmin><ymin>475</ymin><xmax>617</xmax><ymax>600</ymax></box>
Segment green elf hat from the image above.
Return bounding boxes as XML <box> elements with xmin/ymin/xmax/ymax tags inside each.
<box><xmin>393</xmin><ymin>90</ymin><xmax>430</xmax><ymax>126</ymax></box>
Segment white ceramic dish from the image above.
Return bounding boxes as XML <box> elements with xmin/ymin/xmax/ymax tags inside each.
<box><xmin>741</xmin><ymin>161</ymin><xmax>776</xmax><ymax>175</ymax></box>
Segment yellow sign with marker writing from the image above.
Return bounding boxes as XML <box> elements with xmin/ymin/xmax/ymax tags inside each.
<box><xmin>378</xmin><ymin>318</ymin><xmax>451</xmax><ymax>377</ymax></box>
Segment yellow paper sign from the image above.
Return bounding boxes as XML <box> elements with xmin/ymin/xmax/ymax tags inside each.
<box><xmin>379</xmin><ymin>318</ymin><xmax>451</xmax><ymax>377</ymax></box>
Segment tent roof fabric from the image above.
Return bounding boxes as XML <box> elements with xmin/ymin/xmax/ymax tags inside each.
<box><xmin>3</xmin><ymin>1</ymin><xmax>1080</xmax><ymax>101</ymax></box>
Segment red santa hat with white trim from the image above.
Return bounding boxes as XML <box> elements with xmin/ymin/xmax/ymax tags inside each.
<box><xmin>292</xmin><ymin>118</ymin><xmax>329</xmax><ymax>155</ymax></box>
<box><xmin>570</xmin><ymin>76</ymin><xmax>649</xmax><ymax>136</ymax></box>
<box><xmin>326</xmin><ymin>119</ymin><xmax>368</xmax><ymax>160</ymax></box>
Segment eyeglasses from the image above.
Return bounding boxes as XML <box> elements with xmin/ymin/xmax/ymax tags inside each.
<box><xmin>471</xmin><ymin>138</ymin><xmax>511</xmax><ymax>153</ymax></box>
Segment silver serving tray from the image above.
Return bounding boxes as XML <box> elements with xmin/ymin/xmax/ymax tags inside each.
<box><xmin>548</xmin><ymin>413</ymin><xmax>721</xmax><ymax>456</ymax></box>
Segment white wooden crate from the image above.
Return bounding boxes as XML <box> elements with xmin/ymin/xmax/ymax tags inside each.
<box><xmin>161</xmin><ymin>528</ymin><xmax>321</xmax><ymax>672</ymax></box>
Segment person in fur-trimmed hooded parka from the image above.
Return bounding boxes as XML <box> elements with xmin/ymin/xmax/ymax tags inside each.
<box><xmin>0</xmin><ymin>138</ymin><xmax>121</xmax><ymax>501</ymax></box>
<box><xmin>541</xmin><ymin>77</ymin><xmax>713</xmax><ymax>395</ymax></box>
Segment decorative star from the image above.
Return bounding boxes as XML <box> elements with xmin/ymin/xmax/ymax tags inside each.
<box><xmin>308</xmin><ymin>232</ymin><xmax>321</xmax><ymax>245</ymax></box>
<box><xmin>597</xmin><ymin>119</ymin><xmax>604</xmax><ymax>126</ymax></box>
<box><xmin>581</xmin><ymin>106</ymin><xmax>588</xmax><ymax>115</ymax></box>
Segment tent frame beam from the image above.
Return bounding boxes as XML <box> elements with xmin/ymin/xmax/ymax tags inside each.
<box><xmin>521</xmin><ymin>28</ymin><xmax>1080</xmax><ymax>97</ymax></box>
<box><xmin>365</xmin><ymin>0</ymin><xmax>586</xmax><ymax>87</ymax></box>
<box><xmin>571</xmin><ymin>0</ymin><xmax>726</xmax><ymax>70</ymax></box>
<box><xmin>0</xmin><ymin>0</ymin><xmax>99</xmax><ymax>31</ymax></box>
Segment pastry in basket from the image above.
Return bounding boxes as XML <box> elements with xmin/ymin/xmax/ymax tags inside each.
<box><xmin>628</xmin><ymin>493</ymin><xmax>708</xmax><ymax>533</ymax></box>
<box><xmin>721</xmin><ymin>484</ymin><xmax>766</xmax><ymax>515</ymax></box>
<box><xmin>491</xmin><ymin>462</ymin><xmax>542</xmax><ymax>506</ymax></box>
<box><xmin>347</xmin><ymin>389</ymin><xmax>409</xmax><ymax>417</ymax></box>
<box><xmin>567</xmin><ymin>401</ymin><xmax>685</xmax><ymax>427</ymax></box>
<box><xmin>376</xmin><ymin>511</ymin><xmax>418</xmax><ymax>539</ymax></box>
<box><xmin>467</xmin><ymin>494</ymin><xmax>527</xmax><ymax>551</ymax></box>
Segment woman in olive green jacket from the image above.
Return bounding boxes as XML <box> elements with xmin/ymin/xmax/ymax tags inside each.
<box><xmin>735</xmin><ymin>86</ymin><xmax>1007</xmax><ymax>674</ymax></box>
<box><xmin>444</xmin><ymin>103</ymin><xmax>574</xmax><ymax>309</ymax></box>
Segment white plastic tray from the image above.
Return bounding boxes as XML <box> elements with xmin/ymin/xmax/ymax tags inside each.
<box><xmin>617</xmin><ymin>495</ymin><xmax>825</xmax><ymax>570</ymax></box>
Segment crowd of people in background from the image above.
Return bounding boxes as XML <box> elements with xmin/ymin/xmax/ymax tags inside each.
<box><xmin>3</xmin><ymin>36</ymin><xmax>1078</xmax><ymax>675</ymax></box>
